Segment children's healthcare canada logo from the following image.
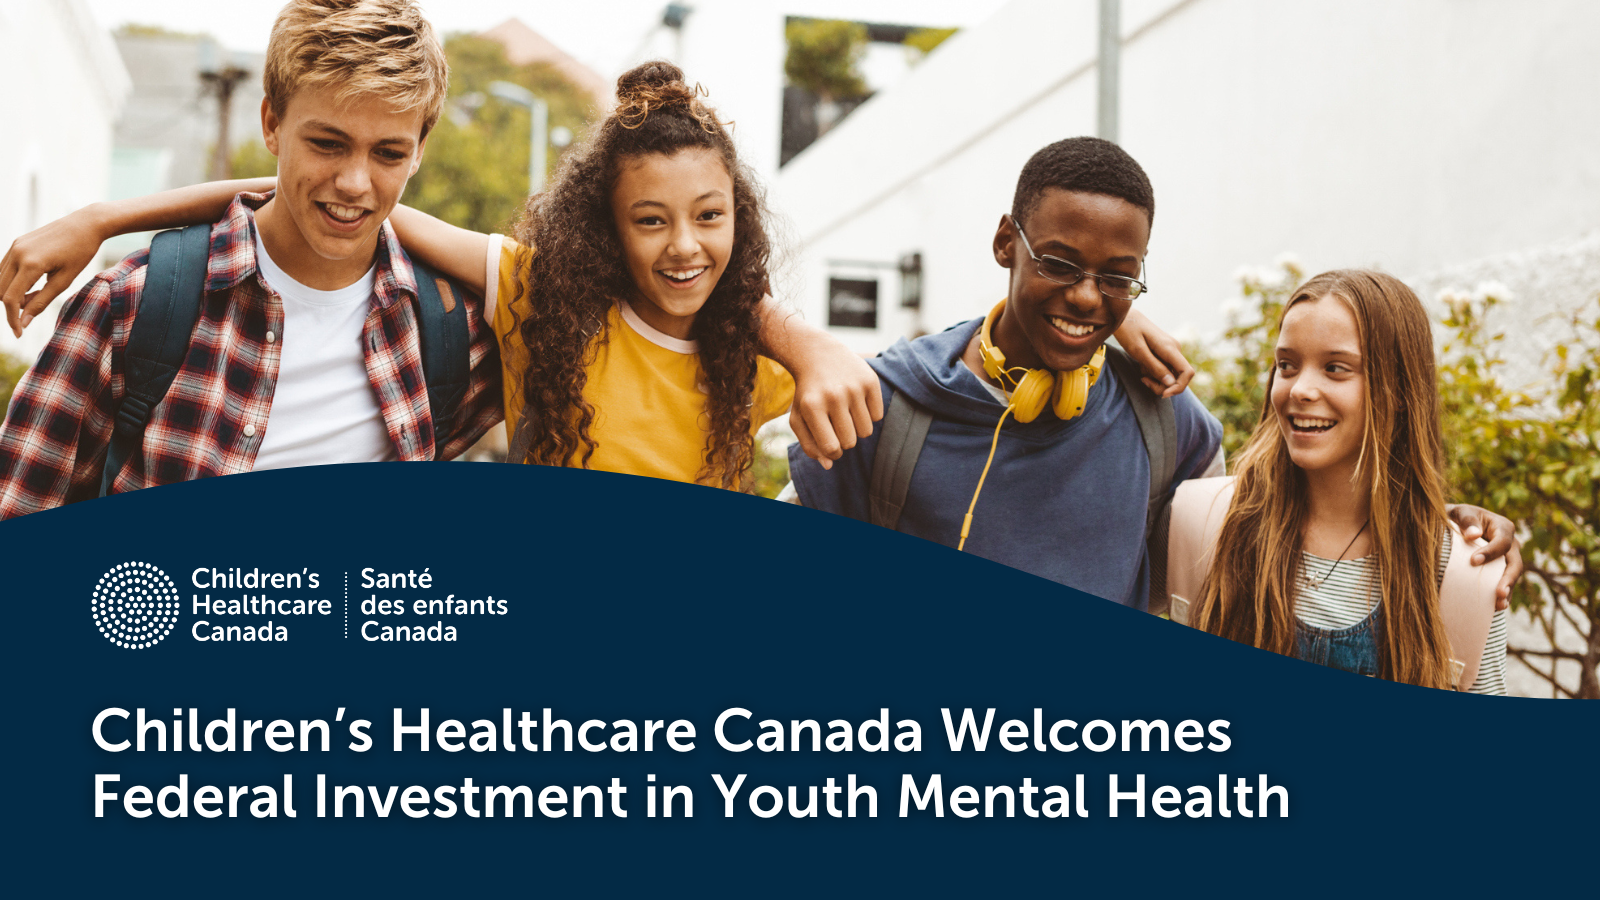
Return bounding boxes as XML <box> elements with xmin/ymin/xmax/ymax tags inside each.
<box><xmin>91</xmin><ymin>562</ymin><xmax>181</xmax><ymax>649</ymax></box>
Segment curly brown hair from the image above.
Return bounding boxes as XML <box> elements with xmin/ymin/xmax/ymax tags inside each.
<box><xmin>504</xmin><ymin>60</ymin><xmax>772</xmax><ymax>490</ymax></box>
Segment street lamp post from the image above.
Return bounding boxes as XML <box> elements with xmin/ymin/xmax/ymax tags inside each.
<box><xmin>488</xmin><ymin>80</ymin><xmax>549</xmax><ymax>196</ymax></box>
<box><xmin>198</xmin><ymin>39</ymin><xmax>251</xmax><ymax>181</ymax></box>
<box><xmin>1097</xmin><ymin>0</ymin><xmax>1121</xmax><ymax>144</ymax></box>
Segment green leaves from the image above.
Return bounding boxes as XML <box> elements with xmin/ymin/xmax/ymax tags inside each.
<box><xmin>1437</xmin><ymin>291</ymin><xmax>1598</xmax><ymax>695</ymax></box>
<box><xmin>404</xmin><ymin>35</ymin><xmax>593</xmax><ymax>236</ymax></box>
<box><xmin>0</xmin><ymin>350</ymin><xmax>29</xmax><ymax>414</ymax></box>
<box><xmin>784</xmin><ymin>19</ymin><xmax>869</xmax><ymax>103</ymax></box>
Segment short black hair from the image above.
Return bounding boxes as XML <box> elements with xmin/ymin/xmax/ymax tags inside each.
<box><xmin>1011</xmin><ymin>137</ymin><xmax>1154</xmax><ymax>228</ymax></box>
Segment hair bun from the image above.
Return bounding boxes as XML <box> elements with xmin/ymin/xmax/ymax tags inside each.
<box><xmin>616</xmin><ymin>60</ymin><xmax>686</xmax><ymax>98</ymax></box>
<box><xmin>614</xmin><ymin>60</ymin><xmax>703</xmax><ymax>128</ymax></box>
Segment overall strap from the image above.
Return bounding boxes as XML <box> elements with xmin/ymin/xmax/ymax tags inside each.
<box><xmin>868</xmin><ymin>390</ymin><xmax>934</xmax><ymax>530</ymax></box>
<box><xmin>1103</xmin><ymin>342</ymin><xmax>1178</xmax><ymax>611</ymax></box>
<box><xmin>102</xmin><ymin>224</ymin><xmax>211</xmax><ymax>497</ymax></box>
<box><xmin>409</xmin><ymin>261</ymin><xmax>471</xmax><ymax>454</ymax></box>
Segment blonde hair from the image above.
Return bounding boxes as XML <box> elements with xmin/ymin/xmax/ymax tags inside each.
<box><xmin>263</xmin><ymin>0</ymin><xmax>449</xmax><ymax>137</ymax></box>
<box><xmin>1192</xmin><ymin>270</ymin><xmax>1456</xmax><ymax>689</ymax></box>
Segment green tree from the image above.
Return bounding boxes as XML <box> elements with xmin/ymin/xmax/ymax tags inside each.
<box><xmin>1437</xmin><ymin>290</ymin><xmax>1600</xmax><ymax>698</ymax></box>
<box><xmin>784</xmin><ymin>19</ymin><xmax>868</xmax><ymax>105</ymax></box>
<box><xmin>404</xmin><ymin>34</ymin><xmax>593</xmax><ymax>235</ymax></box>
<box><xmin>230</xmin><ymin>140</ymin><xmax>277</xmax><ymax>179</ymax></box>
<box><xmin>0</xmin><ymin>350</ymin><xmax>30</xmax><ymax>414</ymax></box>
<box><xmin>1190</xmin><ymin>257</ymin><xmax>1599</xmax><ymax>698</ymax></box>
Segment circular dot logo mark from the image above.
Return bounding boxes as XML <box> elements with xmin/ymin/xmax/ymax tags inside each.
<box><xmin>91</xmin><ymin>562</ymin><xmax>181</xmax><ymax>649</ymax></box>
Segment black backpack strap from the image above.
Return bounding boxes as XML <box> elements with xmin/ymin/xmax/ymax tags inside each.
<box><xmin>102</xmin><ymin>224</ymin><xmax>211</xmax><ymax>497</ymax></box>
<box><xmin>409</xmin><ymin>261</ymin><xmax>471</xmax><ymax>456</ymax></box>
<box><xmin>868</xmin><ymin>389</ymin><xmax>934</xmax><ymax>530</ymax></box>
<box><xmin>1103</xmin><ymin>343</ymin><xmax>1179</xmax><ymax>612</ymax></box>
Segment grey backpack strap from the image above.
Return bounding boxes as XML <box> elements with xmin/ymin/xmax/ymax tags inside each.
<box><xmin>1103</xmin><ymin>343</ymin><xmax>1178</xmax><ymax>611</ymax></box>
<box><xmin>868</xmin><ymin>390</ymin><xmax>934</xmax><ymax>530</ymax></box>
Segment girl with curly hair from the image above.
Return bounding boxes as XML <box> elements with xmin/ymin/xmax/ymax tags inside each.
<box><xmin>394</xmin><ymin>60</ymin><xmax>792</xmax><ymax>487</ymax></box>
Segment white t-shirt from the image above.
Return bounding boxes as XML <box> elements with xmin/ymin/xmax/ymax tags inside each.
<box><xmin>251</xmin><ymin>234</ymin><xmax>396</xmax><ymax>470</ymax></box>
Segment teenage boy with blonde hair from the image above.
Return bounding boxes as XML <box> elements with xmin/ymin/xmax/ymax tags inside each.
<box><xmin>1</xmin><ymin>1</ymin><xmax>902</xmax><ymax>515</ymax></box>
<box><xmin>0</xmin><ymin>0</ymin><xmax>503</xmax><ymax>518</ymax></box>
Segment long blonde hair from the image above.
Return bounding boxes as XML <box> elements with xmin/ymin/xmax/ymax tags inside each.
<box><xmin>1193</xmin><ymin>270</ymin><xmax>1456</xmax><ymax>688</ymax></box>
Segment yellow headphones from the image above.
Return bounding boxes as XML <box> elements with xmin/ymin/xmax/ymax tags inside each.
<box><xmin>977</xmin><ymin>300</ymin><xmax>1106</xmax><ymax>423</ymax></box>
<box><xmin>960</xmin><ymin>300</ymin><xmax>1106</xmax><ymax>550</ymax></box>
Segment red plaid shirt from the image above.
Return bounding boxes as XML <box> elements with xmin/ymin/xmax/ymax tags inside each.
<box><xmin>0</xmin><ymin>192</ymin><xmax>502</xmax><ymax>519</ymax></box>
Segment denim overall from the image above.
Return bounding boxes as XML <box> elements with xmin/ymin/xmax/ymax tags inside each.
<box><xmin>1294</xmin><ymin>533</ymin><xmax>1449</xmax><ymax>677</ymax></box>
<box><xmin>1295</xmin><ymin>601</ymin><xmax>1381</xmax><ymax>676</ymax></box>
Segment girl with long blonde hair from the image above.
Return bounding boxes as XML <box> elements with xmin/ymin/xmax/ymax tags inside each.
<box><xmin>1169</xmin><ymin>270</ymin><xmax>1506</xmax><ymax>691</ymax></box>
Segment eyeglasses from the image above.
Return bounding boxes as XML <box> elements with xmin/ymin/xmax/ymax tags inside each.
<box><xmin>1009</xmin><ymin>215</ymin><xmax>1148</xmax><ymax>301</ymax></box>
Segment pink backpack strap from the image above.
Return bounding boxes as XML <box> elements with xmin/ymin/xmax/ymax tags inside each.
<box><xmin>1439</xmin><ymin>522</ymin><xmax>1503</xmax><ymax>690</ymax></box>
<box><xmin>1166</xmin><ymin>476</ymin><xmax>1235</xmax><ymax>625</ymax></box>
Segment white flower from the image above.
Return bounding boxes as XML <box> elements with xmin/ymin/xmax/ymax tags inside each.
<box><xmin>1472</xmin><ymin>280</ymin><xmax>1514</xmax><ymax>303</ymax></box>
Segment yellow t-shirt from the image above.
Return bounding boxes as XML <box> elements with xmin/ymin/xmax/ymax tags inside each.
<box><xmin>487</xmin><ymin>237</ymin><xmax>794</xmax><ymax>483</ymax></box>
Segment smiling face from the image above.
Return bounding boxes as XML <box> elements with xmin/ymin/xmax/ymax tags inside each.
<box><xmin>1271</xmin><ymin>294</ymin><xmax>1368</xmax><ymax>478</ymax></box>
<box><xmin>609</xmin><ymin>147</ymin><xmax>736</xmax><ymax>341</ymax></box>
<box><xmin>991</xmin><ymin>188</ymin><xmax>1150</xmax><ymax>373</ymax></box>
<box><xmin>257</xmin><ymin>87</ymin><xmax>427</xmax><ymax>289</ymax></box>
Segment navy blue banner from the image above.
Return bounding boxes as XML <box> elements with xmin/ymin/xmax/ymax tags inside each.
<box><xmin>4</xmin><ymin>464</ymin><xmax>1591</xmax><ymax>895</ymax></box>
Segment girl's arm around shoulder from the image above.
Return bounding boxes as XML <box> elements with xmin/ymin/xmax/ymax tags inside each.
<box><xmin>756</xmin><ymin>299</ymin><xmax>883</xmax><ymax>470</ymax></box>
<box><xmin>386</xmin><ymin>205</ymin><xmax>494</xmax><ymax>296</ymax></box>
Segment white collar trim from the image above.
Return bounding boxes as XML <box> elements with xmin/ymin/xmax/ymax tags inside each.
<box><xmin>619</xmin><ymin>298</ymin><xmax>698</xmax><ymax>354</ymax></box>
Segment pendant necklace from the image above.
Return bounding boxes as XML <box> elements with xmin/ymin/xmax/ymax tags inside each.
<box><xmin>1304</xmin><ymin>519</ymin><xmax>1370</xmax><ymax>589</ymax></box>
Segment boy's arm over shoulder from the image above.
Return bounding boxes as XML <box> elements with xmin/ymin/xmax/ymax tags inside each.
<box><xmin>785</xmin><ymin>374</ymin><xmax>892</xmax><ymax>521</ymax></box>
<box><xmin>0</xmin><ymin>256</ymin><xmax>144</xmax><ymax>518</ymax></box>
<box><xmin>1170</xmin><ymin>387</ymin><xmax>1224</xmax><ymax>486</ymax></box>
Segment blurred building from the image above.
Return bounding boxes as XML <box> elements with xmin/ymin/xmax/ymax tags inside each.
<box><xmin>112</xmin><ymin>29</ymin><xmax>264</xmax><ymax>194</ymax></box>
<box><xmin>772</xmin><ymin>0</ymin><xmax>1600</xmax><ymax>353</ymax></box>
<box><xmin>102</xmin><ymin>29</ymin><xmax>265</xmax><ymax>269</ymax></box>
<box><xmin>0</xmin><ymin>0</ymin><xmax>130</xmax><ymax>361</ymax></box>
<box><xmin>479</xmin><ymin>18</ymin><xmax>610</xmax><ymax>108</ymax></box>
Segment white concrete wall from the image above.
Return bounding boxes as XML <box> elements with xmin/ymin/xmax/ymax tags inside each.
<box><xmin>774</xmin><ymin>0</ymin><xmax>1600</xmax><ymax>351</ymax></box>
<box><xmin>0</xmin><ymin>0</ymin><xmax>130</xmax><ymax>361</ymax></box>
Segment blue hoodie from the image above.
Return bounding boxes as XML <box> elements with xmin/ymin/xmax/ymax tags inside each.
<box><xmin>788</xmin><ymin>318</ymin><xmax>1222</xmax><ymax>608</ymax></box>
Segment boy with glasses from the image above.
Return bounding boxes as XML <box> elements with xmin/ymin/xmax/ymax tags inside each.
<box><xmin>789</xmin><ymin>137</ymin><xmax>1213</xmax><ymax>607</ymax></box>
<box><xmin>787</xmin><ymin>137</ymin><xmax>1519</xmax><ymax>608</ymax></box>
